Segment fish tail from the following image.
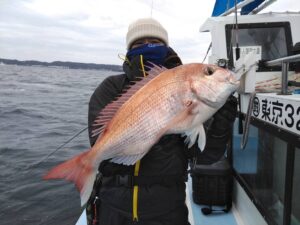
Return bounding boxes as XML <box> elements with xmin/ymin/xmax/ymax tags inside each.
<box><xmin>43</xmin><ymin>150</ymin><xmax>97</xmax><ymax>206</ymax></box>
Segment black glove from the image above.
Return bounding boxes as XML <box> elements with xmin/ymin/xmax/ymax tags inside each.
<box><xmin>195</xmin><ymin>95</ymin><xmax>238</xmax><ymax>165</ymax></box>
<box><xmin>209</xmin><ymin>95</ymin><xmax>238</xmax><ymax>137</ymax></box>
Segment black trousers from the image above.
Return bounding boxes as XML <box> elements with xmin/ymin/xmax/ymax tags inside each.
<box><xmin>97</xmin><ymin>203</ymin><xmax>191</xmax><ymax>225</ymax></box>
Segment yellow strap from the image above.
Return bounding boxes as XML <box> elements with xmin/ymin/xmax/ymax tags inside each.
<box><xmin>132</xmin><ymin>160</ymin><xmax>141</xmax><ymax>221</ymax></box>
<box><xmin>140</xmin><ymin>55</ymin><xmax>147</xmax><ymax>77</ymax></box>
<box><xmin>133</xmin><ymin>56</ymin><xmax>145</xmax><ymax>221</ymax></box>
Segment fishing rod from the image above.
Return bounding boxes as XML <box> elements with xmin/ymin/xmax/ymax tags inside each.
<box><xmin>202</xmin><ymin>42</ymin><xmax>212</xmax><ymax>63</ymax></box>
<box><xmin>241</xmin><ymin>92</ymin><xmax>256</xmax><ymax>150</ymax></box>
<box><xmin>25</xmin><ymin>126</ymin><xmax>88</xmax><ymax>171</ymax></box>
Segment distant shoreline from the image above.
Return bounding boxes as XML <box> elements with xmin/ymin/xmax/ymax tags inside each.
<box><xmin>0</xmin><ymin>58</ymin><xmax>123</xmax><ymax>72</ymax></box>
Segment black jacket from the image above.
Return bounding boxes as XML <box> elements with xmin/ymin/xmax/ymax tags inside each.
<box><xmin>87</xmin><ymin>47</ymin><xmax>237</xmax><ymax>219</ymax></box>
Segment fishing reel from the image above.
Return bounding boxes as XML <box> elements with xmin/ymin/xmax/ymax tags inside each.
<box><xmin>217</xmin><ymin>58</ymin><xmax>229</xmax><ymax>69</ymax></box>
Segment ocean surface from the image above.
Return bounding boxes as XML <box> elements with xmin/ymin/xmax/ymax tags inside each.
<box><xmin>0</xmin><ymin>64</ymin><xmax>117</xmax><ymax>225</ymax></box>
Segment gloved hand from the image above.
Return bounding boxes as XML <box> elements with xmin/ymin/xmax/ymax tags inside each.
<box><xmin>209</xmin><ymin>95</ymin><xmax>238</xmax><ymax>137</ymax></box>
<box><xmin>194</xmin><ymin>95</ymin><xmax>238</xmax><ymax>164</ymax></box>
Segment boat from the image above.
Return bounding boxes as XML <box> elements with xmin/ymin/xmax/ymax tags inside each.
<box><xmin>76</xmin><ymin>0</ymin><xmax>300</xmax><ymax>224</ymax></box>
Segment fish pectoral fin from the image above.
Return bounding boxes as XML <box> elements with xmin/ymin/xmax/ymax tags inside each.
<box><xmin>183</xmin><ymin>124</ymin><xmax>206</xmax><ymax>151</ymax></box>
<box><xmin>162</xmin><ymin>102</ymin><xmax>201</xmax><ymax>138</ymax></box>
<box><xmin>197</xmin><ymin>125</ymin><xmax>206</xmax><ymax>151</ymax></box>
<box><xmin>110</xmin><ymin>152</ymin><xmax>147</xmax><ymax>165</ymax></box>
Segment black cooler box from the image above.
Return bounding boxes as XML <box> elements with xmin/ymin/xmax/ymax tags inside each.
<box><xmin>191</xmin><ymin>156</ymin><xmax>233</xmax><ymax>214</ymax></box>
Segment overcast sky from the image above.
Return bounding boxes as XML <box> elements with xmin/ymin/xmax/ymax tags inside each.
<box><xmin>0</xmin><ymin>0</ymin><xmax>299</xmax><ymax>65</ymax></box>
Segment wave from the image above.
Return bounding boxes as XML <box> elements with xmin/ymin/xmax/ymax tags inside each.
<box><xmin>0</xmin><ymin>107</ymin><xmax>58</xmax><ymax>121</ymax></box>
<box><xmin>0</xmin><ymin>65</ymin><xmax>110</xmax><ymax>225</ymax></box>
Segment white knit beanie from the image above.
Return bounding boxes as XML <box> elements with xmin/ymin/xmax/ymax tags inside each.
<box><xmin>126</xmin><ymin>18</ymin><xmax>169</xmax><ymax>50</ymax></box>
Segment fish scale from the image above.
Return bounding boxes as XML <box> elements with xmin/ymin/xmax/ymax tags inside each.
<box><xmin>107</xmin><ymin>81</ymin><xmax>180</xmax><ymax>147</ymax></box>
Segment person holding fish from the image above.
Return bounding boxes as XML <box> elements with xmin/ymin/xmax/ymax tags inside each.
<box><xmin>44</xmin><ymin>18</ymin><xmax>238</xmax><ymax>225</ymax></box>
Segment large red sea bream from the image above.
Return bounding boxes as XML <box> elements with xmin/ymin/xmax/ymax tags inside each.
<box><xmin>44</xmin><ymin>63</ymin><xmax>240</xmax><ymax>206</ymax></box>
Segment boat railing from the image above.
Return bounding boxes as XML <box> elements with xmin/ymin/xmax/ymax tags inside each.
<box><xmin>265</xmin><ymin>53</ymin><xmax>300</xmax><ymax>94</ymax></box>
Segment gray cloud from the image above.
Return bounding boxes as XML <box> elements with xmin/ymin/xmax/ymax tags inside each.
<box><xmin>1</xmin><ymin>0</ymin><xmax>300</xmax><ymax>64</ymax></box>
<box><xmin>0</xmin><ymin>0</ymin><xmax>126</xmax><ymax>64</ymax></box>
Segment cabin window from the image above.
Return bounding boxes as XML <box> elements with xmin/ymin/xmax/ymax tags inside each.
<box><xmin>292</xmin><ymin>148</ymin><xmax>300</xmax><ymax>225</ymax></box>
<box><xmin>225</xmin><ymin>22</ymin><xmax>293</xmax><ymax>71</ymax></box>
<box><xmin>233</xmin><ymin>121</ymin><xmax>288</xmax><ymax>225</ymax></box>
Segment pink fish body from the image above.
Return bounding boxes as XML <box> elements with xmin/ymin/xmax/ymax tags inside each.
<box><xmin>44</xmin><ymin>63</ymin><xmax>239</xmax><ymax>205</ymax></box>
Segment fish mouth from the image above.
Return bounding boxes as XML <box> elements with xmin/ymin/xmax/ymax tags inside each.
<box><xmin>228</xmin><ymin>78</ymin><xmax>240</xmax><ymax>85</ymax></box>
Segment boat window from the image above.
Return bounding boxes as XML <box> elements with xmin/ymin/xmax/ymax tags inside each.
<box><xmin>225</xmin><ymin>22</ymin><xmax>293</xmax><ymax>71</ymax></box>
<box><xmin>233</xmin><ymin>120</ymin><xmax>287</xmax><ymax>225</ymax></box>
<box><xmin>292</xmin><ymin>148</ymin><xmax>300</xmax><ymax>225</ymax></box>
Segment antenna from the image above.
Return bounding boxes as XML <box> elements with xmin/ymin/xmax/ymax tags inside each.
<box><xmin>234</xmin><ymin>0</ymin><xmax>240</xmax><ymax>60</ymax></box>
<box><xmin>150</xmin><ymin>0</ymin><xmax>154</xmax><ymax>17</ymax></box>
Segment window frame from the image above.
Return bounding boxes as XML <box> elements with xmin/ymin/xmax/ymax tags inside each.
<box><xmin>225</xmin><ymin>22</ymin><xmax>293</xmax><ymax>71</ymax></box>
<box><xmin>231</xmin><ymin>114</ymin><xmax>299</xmax><ymax>225</ymax></box>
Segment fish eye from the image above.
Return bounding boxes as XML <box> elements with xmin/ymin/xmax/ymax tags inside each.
<box><xmin>204</xmin><ymin>66</ymin><xmax>214</xmax><ymax>76</ymax></box>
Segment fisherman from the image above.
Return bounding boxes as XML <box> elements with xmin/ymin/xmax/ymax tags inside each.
<box><xmin>86</xmin><ymin>17</ymin><xmax>237</xmax><ymax>225</ymax></box>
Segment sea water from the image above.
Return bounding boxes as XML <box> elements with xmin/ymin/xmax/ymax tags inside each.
<box><xmin>0</xmin><ymin>64</ymin><xmax>118</xmax><ymax>225</ymax></box>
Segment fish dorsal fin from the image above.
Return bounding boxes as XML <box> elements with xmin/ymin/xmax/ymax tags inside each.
<box><xmin>145</xmin><ymin>62</ymin><xmax>168</xmax><ymax>77</ymax></box>
<box><xmin>92</xmin><ymin>64</ymin><xmax>167</xmax><ymax>138</ymax></box>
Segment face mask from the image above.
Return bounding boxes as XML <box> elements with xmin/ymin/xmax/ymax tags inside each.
<box><xmin>126</xmin><ymin>43</ymin><xmax>169</xmax><ymax>67</ymax></box>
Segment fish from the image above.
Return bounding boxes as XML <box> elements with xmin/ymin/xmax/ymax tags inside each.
<box><xmin>44</xmin><ymin>63</ymin><xmax>240</xmax><ymax>206</ymax></box>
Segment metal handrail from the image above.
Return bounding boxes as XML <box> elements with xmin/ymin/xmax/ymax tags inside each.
<box><xmin>265</xmin><ymin>54</ymin><xmax>300</xmax><ymax>66</ymax></box>
<box><xmin>265</xmin><ymin>54</ymin><xmax>300</xmax><ymax>94</ymax></box>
